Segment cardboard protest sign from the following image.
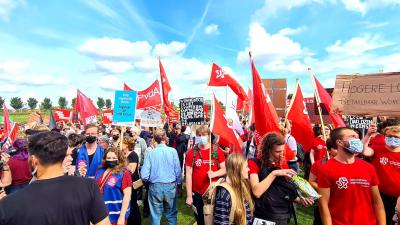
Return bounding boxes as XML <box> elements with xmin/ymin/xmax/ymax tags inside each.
<box><xmin>140</xmin><ymin>110</ymin><xmax>162</xmax><ymax>127</ymax></box>
<box><xmin>332</xmin><ymin>72</ymin><xmax>400</xmax><ymax>116</ymax></box>
<box><xmin>102</xmin><ymin>110</ymin><xmax>113</xmax><ymax>125</ymax></box>
<box><xmin>179</xmin><ymin>97</ymin><xmax>205</xmax><ymax>126</ymax></box>
<box><xmin>112</xmin><ymin>91</ymin><xmax>137</xmax><ymax>127</ymax></box>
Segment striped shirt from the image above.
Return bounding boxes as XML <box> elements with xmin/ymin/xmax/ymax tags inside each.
<box><xmin>213</xmin><ymin>187</ymin><xmax>252</xmax><ymax>225</ymax></box>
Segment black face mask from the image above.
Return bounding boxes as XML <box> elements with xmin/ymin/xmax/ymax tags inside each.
<box><xmin>105</xmin><ymin>160</ymin><xmax>118</xmax><ymax>168</ymax></box>
<box><xmin>112</xmin><ymin>135</ymin><xmax>119</xmax><ymax>141</ymax></box>
<box><xmin>85</xmin><ymin>135</ymin><xmax>97</xmax><ymax>144</ymax></box>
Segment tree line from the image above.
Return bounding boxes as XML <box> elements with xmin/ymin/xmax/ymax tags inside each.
<box><xmin>0</xmin><ymin>96</ymin><xmax>112</xmax><ymax>111</ymax></box>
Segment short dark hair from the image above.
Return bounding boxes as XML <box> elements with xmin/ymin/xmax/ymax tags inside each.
<box><xmin>153</xmin><ymin>129</ymin><xmax>166</xmax><ymax>144</ymax></box>
<box><xmin>28</xmin><ymin>131</ymin><xmax>68</xmax><ymax>165</ymax></box>
<box><xmin>326</xmin><ymin>138</ymin><xmax>334</xmax><ymax>151</ymax></box>
<box><xmin>67</xmin><ymin>133</ymin><xmax>84</xmax><ymax>148</ymax></box>
<box><xmin>329</xmin><ymin>127</ymin><xmax>353</xmax><ymax>149</ymax></box>
<box><xmin>313</xmin><ymin>125</ymin><xmax>321</xmax><ymax>137</ymax></box>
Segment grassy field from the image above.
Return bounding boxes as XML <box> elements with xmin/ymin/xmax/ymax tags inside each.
<box><xmin>0</xmin><ymin>110</ymin><xmax>48</xmax><ymax>123</ymax></box>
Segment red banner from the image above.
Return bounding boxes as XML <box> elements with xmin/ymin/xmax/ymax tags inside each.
<box><xmin>124</xmin><ymin>80</ymin><xmax>162</xmax><ymax>110</ymax></box>
<box><xmin>52</xmin><ymin>109</ymin><xmax>71</xmax><ymax>122</ymax></box>
<box><xmin>102</xmin><ymin>110</ymin><xmax>113</xmax><ymax>125</ymax></box>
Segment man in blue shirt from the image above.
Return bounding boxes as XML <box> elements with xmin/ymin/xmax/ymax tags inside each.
<box><xmin>141</xmin><ymin>129</ymin><xmax>181</xmax><ymax>225</ymax></box>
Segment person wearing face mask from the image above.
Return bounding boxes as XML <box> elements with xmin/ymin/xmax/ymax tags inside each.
<box><xmin>318</xmin><ymin>127</ymin><xmax>386</xmax><ymax>225</ymax></box>
<box><xmin>76</xmin><ymin>124</ymin><xmax>104</xmax><ymax>178</ymax></box>
<box><xmin>110</xmin><ymin>129</ymin><xmax>121</xmax><ymax>148</ymax></box>
<box><xmin>363</xmin><ymin>123</ymin><xmax>400</xmax><ymax>225</ymax></box>
<box><xmin>0</xmin><ymin>131</ymin><xmax>111</xmax><ymax>225</ymax></box>
<box><xmin>185</xmin><ymin>125</ymin><xmax>226</xmax><ymax>225</ymax></box>
<box><xmin>95</xmin><ymin>147</ymin><xmax>132</xmax><ymax>225</ymax></box>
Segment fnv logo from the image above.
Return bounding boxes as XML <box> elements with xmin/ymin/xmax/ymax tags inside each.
<box><xmin>195</xmin><ymin>159</ymin><xmax>202</xmax><ymax>167</ymax></box>
<box><xmin>380</xmin><ymin>157</ymin><xmax>389</xmax><ymax>165</ymax></box>
<box><xmin>107</xmin><ymin>176</ymin><xmax>117</xmax><ymax>187</ymax></box>
<box><xmin>336</xmin><ymin>177</ymin><xmax>348</xmax><ymax>189</ymax></box>
<box><xmin>216</xmin><ymin>69</ymin><xmax>225</xmax><ymax>79</ymax></box>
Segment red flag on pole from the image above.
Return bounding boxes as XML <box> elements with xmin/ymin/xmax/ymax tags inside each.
<box><xmin>124</xmin><ymin>81</ymin><xmax>162</xmax><ymax>111</ymax></box>
<box><xmin>2</xmin><ymin>104</ymin><xmax>12</xmax><ymax>141</ymax></box>
<box><xmin>208</xmin><ymin>63</ymin><xmax>248</xmax><ymax>102</ymax></box>
<box><xmin>311</xmin><ymin>74</ymin><xmax>346</xmax><ymax>128</ymax></box>
<box><xmin>2</xmin><ymin>122</ymin><xmax>19</xmax><ymax>150</ymax></box>
<box><xmin>249</xmin><ymin>52</ymin><xmax>280</xmax><ymax>145</ymax></box>
<box><xmin>286</xmin><ymin>81</ymin><xmax>314</xmax><ymax>151</ymax></box>
<box><xmin>74</xmin><ymin>90</ymin><xmax>98</xmax><ymax>125</ymax></box>
<box><xmin>210</xmin><ymin>94</ymin><xmax>242</xmax><ymax>153</ymax></box>
<box><xmin>52</xmin><ymin>109</ymin><xmax>72</xmax><ymax>122</ymax></box>
<box><xmin>159</xmin><ymin>59</ymin><xmax>179</xmax><ymax>120</ymax></box>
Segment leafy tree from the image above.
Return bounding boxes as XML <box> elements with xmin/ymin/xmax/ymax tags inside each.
<box><xmin>97</xmin><ymin>97</ymin><xmax>105</xmax><ymax>109</ymax></box>
<box><xmin>27</xmin><ymin>97</ymin><xmax>38</xmax><ymax>110</ymax></box>
<box><xmin>71</xmin><ymin>98</ymin><xmax>76</xmax><ymax>108</ymax></box>
<box><xmin>105</xmin><ymin>99</ymin><xmax>112</xmax><ymax>109</ymax></box>
<box><xmin>10</xmin><ymin>97</ymin><xmax>23</xmax><ymax>111</ymax></box>
<box><xmin>0</xmin><ymin>97</ymin><xmax>4</xmax><ymax>109</ymax></box>
<box><xmin>58</xmin><ymin>97</ymin><xmax>67</xmax><ymax>109</ymax></box>
<box><xmin>40</xmin><ymin>98</ymin><xmax>52</xmax><ymax>110</ymax></box>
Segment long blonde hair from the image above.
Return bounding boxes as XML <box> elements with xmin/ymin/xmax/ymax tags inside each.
<box><xmin>225</xmin><ymin>154</ymin><xmax>254</xmax><ymax>225</ymax></box>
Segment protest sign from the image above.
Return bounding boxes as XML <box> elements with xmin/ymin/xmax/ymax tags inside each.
<box><xmin>102</xmin><ymin>110</ymin><xmax>113</xmax><ymax>125</ymax></box>
<box><xmin>332</xmin><ymin>72</ymin><xmax>400</xmax><ymax>116</ymax></box>
<box><xmin>179</xmin><ymin>97</ymin><xmax>205</xmax><ymax>126</ymax></box>
<box><xmin>112</xmin><ymin>91</ymin><xmax>137</xmax><ymax>127</ymax></box>
<box><xmin>140</xmin><ymin>110</ymin><xmax>162</xmax><ymax>127</ymax></box>
<box><xmin>344</xmin><ymin>116</ymin><xmax>372</xmax><ymax>137</ymax></box>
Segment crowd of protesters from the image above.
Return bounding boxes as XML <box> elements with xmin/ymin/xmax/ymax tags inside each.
<box><xmin>0</xmin><ymin>116</ymin><xmax>399</xmax><ymax>225</ymax></box>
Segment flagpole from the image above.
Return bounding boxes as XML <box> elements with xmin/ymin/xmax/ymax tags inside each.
<box><xmin>308</xmin><ymin>68</ymin><xmax>328</xmax><ymax>153</ymax></box>
<box><xmin>209</xmin><ymin>92</ymin><xmax>214</xmax><ymax>185</ymax></box>
<box><xmin>225</xmin><ymin>85</ymin><xmax>228</xmax><ymax>111</ymax></box>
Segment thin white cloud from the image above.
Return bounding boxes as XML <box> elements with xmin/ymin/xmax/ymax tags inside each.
<box><xmin>95</xmin><ymin>60</ymin><xmax>133</xmax><ymax>74</ymax></box>
<box><xmin>182</xmin><ymin>0</ymin><xmax>213</xmax><ymax>55</ymax></box>
<box><xmin>278</xmin><ymin>26</ymin><xmax>307</xmax><ymax>36</ymax></box>
<box><xmin>0</xmin><ymin>0</ymin><xmax>25</xmax><ymax>22</ymax></box>
<box><xmin>2</xmin><ymin>84</ymin><xmax>19</xmax><ymax>93</ymax></box>
<box><xmin>342</xmin><ymin>0</ymin><xmax>367</xmax><ymax>14</ymax></box>
<box><xmin>204</xmin><ymin>24</ymin><xmax>220</xmax><ymax>35</ymax></box>
<box><xmin>358</xmin><ymin>21</ymin><xmax>390</xmax><ymax>29</ymax></box>
<box><xmin>153</xmin><ymin>41</ymin><xmax>186</xmax><ymax>57</ymax></box>
<box><xmin>99</xmin><ymin>75</ymin><xmax>120</xmax><ymax>91</ymax></box>
<box><xmin>83</xmin><ymin>0</ymin><xmax>120</xmax><ymax>20</ymax></box>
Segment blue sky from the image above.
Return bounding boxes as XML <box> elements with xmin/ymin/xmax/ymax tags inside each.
<box><xmin>1</xmin><ymin>0</ymin><xmax>400</xmax><ymax>108</ymax></box>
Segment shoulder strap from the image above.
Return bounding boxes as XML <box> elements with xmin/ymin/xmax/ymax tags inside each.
<box><xmin>99</xmin><ymin>170</ymin><xmax>112</xmax><ymax>193</ymax></box>
<box><xmin>218</xmin><ymin>183</ymin><xmax>237</xmax><ymax>225</ymax></box>
<box><xmin>191</xmin><ymin>145</ymin><xmax>199</xmax><ymax>168</ymax></box>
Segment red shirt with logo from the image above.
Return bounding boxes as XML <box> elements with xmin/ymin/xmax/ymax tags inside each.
<box><xmin>369</xmin><ymin>134</ymin><xmax>385</xmax><ymax>146</ymax></box>
<box><xmin>318</xmin><ymin>158</ymin><xmax>379</xmax><ymax>225</ymax></box>
<box><xmin>370</xmin><ymin>145</ymin><xmax>400</xmax><ymax>197</ymax></box>
<box><xmin>185</xmin><ymin>146</ymin><xmax>225</xmax><ymax>195</ymax></box>
<box><xmin>311</xmin><ymin>137</ymin><xmax>327</xmax><ymax>162</ymax></box>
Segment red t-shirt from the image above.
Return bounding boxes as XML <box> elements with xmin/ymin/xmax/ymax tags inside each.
<box><xmin>310</xmin><ymin>158</ymin><xmax>328</xmax><ymax>177</ymax></box>
<box><xmin>318</xmin><ymin>158</ymin><xmax>379</xmax><ymax>225</ymax></box>
<box><xmin>185</xmin><ymin>146</ymin><xmax>226</xmax><ymax>195</ymax></box>
<box><xmin>248</xmin><ymin>159</ymin><xmax>287</xmax><ymax>175</ymax></box>
<box><xmin>8</xmin><ymin>158</ymin><xmax>32</xmax><ymax>185</ymax></box>
<box><xmin>370</xmin><ymin>145</ymin><xmax>400</xmax><ymax>196</ymax></box>
<box><xmin>369</xmin><ymin>134</ymin><xmax>385</xmax><ymax>146</ymax></box>
<box><xmin>311</xmin><ymin>137</ymin><xmax>327</xmax><ymax>163</ymax></box>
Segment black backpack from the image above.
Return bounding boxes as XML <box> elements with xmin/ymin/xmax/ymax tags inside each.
<box><xmin>251</xmin><ymin>158</ymin><xmax>298</xmax><ymax>224</ymax></box>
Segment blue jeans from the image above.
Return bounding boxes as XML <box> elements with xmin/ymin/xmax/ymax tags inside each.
<box><xmin>148</xmin><ymin>183</ymin><xmax>177</xmax><ymax>225</ymax></box>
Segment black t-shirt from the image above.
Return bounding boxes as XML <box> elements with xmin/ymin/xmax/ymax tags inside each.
<box><xmin>127</xmin><ymin>151</ymin><xmax>140</xmax><ymax>181</ymax></box>
<box><xmin>0</xmin><ymin>175</ymin><xmax>108</xmax><ymax>225</ymax></box>
<box><xmin>71</xmin><ymin>148</ymin><xmax>78</xmax><ymax>166</ymax></box>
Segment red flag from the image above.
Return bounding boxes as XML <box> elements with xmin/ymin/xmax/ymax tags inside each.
<box><xmin>1</xmin><ymin>122</ymin><xmax>19</xmax><ymax>150</ymax></box>
<box><xmin>210</xmin><ymin>94</ymin><xmax>242</xmax><ymax>153</ymax></box>
<box><xmin>102</xmin><ymin>109</ymin><xmax>113</xmax><ymax>125</ymax></box>
<box><xmin>208</xmin><ymin>63</ymin><xmax>248</xmax><ymax>101</ymax></box>
<box><xmin>159</xmin><ymin>59</ymin><xmax>179</xmax><ymax>120</ymax></box>
<box><xmin>249</xmin><ymin>52</ymin><xmax>279</xmax><ymax>145</ymax></box>
<box><xmin>311</xmin><ymin>74</ymin><xmax>346</xmax><ymax>128</ymax></box>
<box><xmin>52</xmin><ymin>109</ymin><xmax>71</xmax><ymax>122</ymax></box>
<box><xmin>124</xmin><ymin>81</ymin><xmax>162</xmax><ymax>110</ymax></box>
<box><xmin>286</xmin><ymin>81</ymin><xmax>314</xmax><ymax>151</ymax></box>
<box><xmin>2</xmin><ymin>104</ymin><xmax>12</xmax><ymax>141</ymax></box>
<box><xmin>236</xmin><ymin>96</ymin><xmax>244</xmax><ymax>111</ymax></box>
<box><xmin>74</xmin><ymin>90</ymin><xmax>98</xmax><ymax>125</ymax></box>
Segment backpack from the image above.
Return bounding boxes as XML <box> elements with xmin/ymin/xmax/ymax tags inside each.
<box><xmin>251</xmin><ymin>158</ymin><xmax>298</xmax><ymax>224</ymax></box>
<box><xmin>287</xmin><ymin>135</ymin><xmax>305</xmax><ymax>163</ymax></box>
<box><xmin>202</xmin><ymin>178</ymin><xmax>237</xmax><ymax>225</ymax></box>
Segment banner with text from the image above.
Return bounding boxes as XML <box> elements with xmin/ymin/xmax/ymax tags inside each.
<box><xmin>112</xmin><ymin>91</ymin><xmax>137</xmax><ymax>127</ymax></box>
<box><xmin>179</xmin><ymin>97</ymin><xmax>205</xmax><ymax>126</ymax></box>
<box><xmin>53</xmin><ymin>109</ymin><xmax>71</xmax><ymax>122</ymax></box>
<box><xmin>102</xmin><ymin>110</ymin><xmax>113</xmax><ymax>125</ymax></box>
<box><xmin>332</xmin><ymin>72</ymin><xmax>400</xmax><ymax>116</ymax></box>
<box><xmin>140</xmin><ymin>110</ymin><xmax>163</xmax><ymax>127</ymax></box>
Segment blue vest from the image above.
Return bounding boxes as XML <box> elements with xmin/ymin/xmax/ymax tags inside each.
<box><xmin>95</xmin><ymin>168</ymin><xmax>130</xmax><ymax>223</ymax></box>
<box><xmin>76</xmin><ymin>144</ymin><xmax>104</xmax><ymax>178</ymax></box>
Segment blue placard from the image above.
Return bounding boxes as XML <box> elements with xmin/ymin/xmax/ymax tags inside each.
<box><xmin>112</xmin><ymin>90</ymin><xmax>137</xmax><ymax>127</ymax></box>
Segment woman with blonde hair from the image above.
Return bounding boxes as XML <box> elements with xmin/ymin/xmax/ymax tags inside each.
<box><xmin>95</xmin><ymin>147</ymin><xmax>132</xmax><ymax>225</ymax></box>
<box><xmin>214</xmin><ymin>153</ymin><xmax>254</xmax><ymax>225</ymax></box>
